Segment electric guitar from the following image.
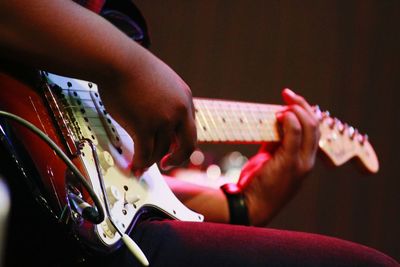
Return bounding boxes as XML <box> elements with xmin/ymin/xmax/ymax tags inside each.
<box><xmin>0</xmin><ymin>70</ymin><xmax>379</xmax><ymax>259</ymax></box>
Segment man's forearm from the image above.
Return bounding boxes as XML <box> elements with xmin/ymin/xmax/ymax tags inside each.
<box><xmin>165</xmin><ymin>176</ymin><xmax>230</xmax><ymax>224</ymax></box>
<box><xmin>0</xmin><ymin>0</ymin><xmax>150</xmax><ymax>85</ymax></box>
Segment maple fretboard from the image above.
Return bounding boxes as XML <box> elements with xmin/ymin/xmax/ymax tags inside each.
<box><xmin>194</xmin><ymin>98</ymin><xmax>283</xmax><ymax>143</ymax></box>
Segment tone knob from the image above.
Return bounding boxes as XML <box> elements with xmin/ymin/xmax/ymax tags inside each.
<box><xmin>99</xmin><ymin>150</ymin><xmax>115</xmax><ymax>168</ymax></box>
<box><xmin>101</xmin><ymin>221</ymin><xmax>115</xmax><ymax>238</ymax></box>
<box><xmin>107</xmin><ymin>186</ymin><xmax>122</xmax><ymax>204</ymax></box>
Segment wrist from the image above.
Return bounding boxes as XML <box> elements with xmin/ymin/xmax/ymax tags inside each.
<box><xmin>220</xmin><ymin>183</ymin><xmax>250</xmax><ymax>226</ymax></box>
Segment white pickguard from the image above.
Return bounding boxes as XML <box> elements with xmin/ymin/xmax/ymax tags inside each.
<box><xmin>45</xmin><ymin>72</ymin><xmax>203</xmax><ymax>250</ymax></box>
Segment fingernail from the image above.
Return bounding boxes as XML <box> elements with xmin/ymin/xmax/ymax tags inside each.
<box><xmin>276</xmin><ymin>112</ymin><xmax>284</xmax><ymax>123</ymax></box>
<box><xmin>284</xmin><ymin>88</ymin><xmax>296</xmax><ymax>97</ymax></box>
<box><xmin>160</xmin><ymin>154</ymin><xmax>174</xmax><ymax>171</ymax></box>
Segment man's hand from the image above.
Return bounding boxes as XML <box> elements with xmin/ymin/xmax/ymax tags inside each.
<box><xmin>238</xmin><ymin>89</ymin><xmax>320</xmax><ymax>226</ymax></box>
<box><xmin>100</xmin><ymin>50</ymin><xmax>197</xmax><ymax>175</ymax></box>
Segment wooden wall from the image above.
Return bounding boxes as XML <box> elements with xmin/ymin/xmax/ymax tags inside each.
<box><xmin>135</xmin><ymin>0</ymin><xmax>400</xmax><ymax>260</ymax></box>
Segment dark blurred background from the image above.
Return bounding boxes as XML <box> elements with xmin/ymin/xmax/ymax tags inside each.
<box><xmin>135</xmin><ymin>0</ymin><xmax>399</xmax><ymax>261</ymax></box>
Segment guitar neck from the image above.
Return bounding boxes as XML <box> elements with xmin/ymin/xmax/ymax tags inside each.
<box><xmin>193</xmin><ymin>97</ymin><xmax>379</xmax><ymax>174</ymax></box>
<box><xmin>194</xmin><ymin>98</ymin><xmax>284</xmax><ymax>143</ymax></box>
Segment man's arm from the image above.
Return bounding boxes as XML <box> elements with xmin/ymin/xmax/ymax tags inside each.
<box><xmin>0</xmin><ymin>1</ymin><xmax>196</xmax><ymax>173</ymax></box>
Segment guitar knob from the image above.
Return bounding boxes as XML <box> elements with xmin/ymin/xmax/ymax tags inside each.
<box><xmin>101</xmin><ymin>221</ymin><xmax>116</xmax><ymax>238</ymax></box>
<box><xmin>107</xmin><ymin>186</ymin><xmax>122</xmax><ymax>205</ymax></box>
<box><xmin>99</xmin><ymin>150</ymin><xmax>115</xmax><ymax>169</ymax></box>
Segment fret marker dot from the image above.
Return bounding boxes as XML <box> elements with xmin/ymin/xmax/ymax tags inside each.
<box><xmin>203</xmin><ymin>126</ymin><xmax>207</xmax><ymax>131</ymax></box>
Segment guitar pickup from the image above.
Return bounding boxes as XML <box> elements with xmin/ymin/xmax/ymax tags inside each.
<box><xmin>89</xmin><ymin>90</ymin><xmax>122</xmax><ymax>150</ymax></box>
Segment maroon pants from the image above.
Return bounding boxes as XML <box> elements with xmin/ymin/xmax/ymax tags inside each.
<box><xmin>92</xmin><ymin>220</ymin><xmax>398</xmax><ymax>267</ymax></box>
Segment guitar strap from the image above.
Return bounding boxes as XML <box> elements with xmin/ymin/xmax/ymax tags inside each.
<box><xmin>73</xmin><ymin>0</ymin><xmax>151</xmax><ymax>48</ymax></box>
<box><xmin>73</xmin><ymin>0</ymin><xmax>106</xmax><ymax>14</ymax></box>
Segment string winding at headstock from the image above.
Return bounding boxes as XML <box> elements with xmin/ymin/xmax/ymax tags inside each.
<box><xmin>314</xmin><ymin>106</ymin><xmax>379</xmax><ymax>173</ymax></box>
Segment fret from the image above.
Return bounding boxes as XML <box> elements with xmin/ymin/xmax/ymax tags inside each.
<box><xmin>216</xmin><ymin>101</ymin><xmax>235</xmax><ymax>141</ymax></box>
<box><xmin>201</xmin><ymin>100</ymin><xmax>220</xmax><ymax>142</ymax></box>
<box><xmin>204</xmin><ymin>100</ymin><xmax>227</xmax><ymax>142</ymax></box>
<box><xmin>195</xmin><ymin>101</ymin><xmax>213</xmax><ymax>142</ymax></box>
<box><xmin>229</xmin><ymin>101</ymin><xmax>245</xmax><ymax>141</ymax></box>
<box><xmin>215</xmin><ymin>101</ymin><xmax>230</xmax><ymax>141</ymax></box>
<box><xmin>195</xmin><ymin>118</ymin><xmax>206</xmax><ymax>141</ymax></box>
<box><xmin>238</xmin><ymin>103</ymin><xmax>257</xmax><ymax>142</ymax></box>
<box><xmin>258</xmin><ymin>104</ymin><xmax>278</xmax><ymax>141</ymax></box>
<box><xmin>256</xmin><ymin>105</ymin><xmax>268</xmax><ymax>140</ymax></box>
<box><xmin>247</xmin><ymin>104</ymin><xmax>263</xmax><ymax>142</ymax></box>
<box><xmin>229</xmin><ymin>103</ymin><xmax>242</xmax><ymax>140</ymax></box>
<box><xmin>219</xmin><ymin>101</ymin><xmax>235</xmax><ymax>141</ymax></box>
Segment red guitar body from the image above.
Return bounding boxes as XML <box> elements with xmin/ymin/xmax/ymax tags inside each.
<box><xmin>0</xmin><ymin>67</ymin><xmax>77</xmax><ymax>217</ymax></box>
<box><xmin>0</xmin><ymin>66</ymin><xmax>89</xmax><ymax>265</ymax></box>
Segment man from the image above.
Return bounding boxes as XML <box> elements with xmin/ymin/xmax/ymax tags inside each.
<box><xmin>0</xmin><ymin>1</ymin><xmax>397</xmax><ymax>266</ymax></box>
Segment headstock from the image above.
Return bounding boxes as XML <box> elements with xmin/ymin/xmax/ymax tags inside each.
<box><xmin>316</xmin><ymin>107</ymin><xmax>379</xmax><ymax>173</ymax></box>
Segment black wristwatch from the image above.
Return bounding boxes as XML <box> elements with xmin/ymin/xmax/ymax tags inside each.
<box><xmin>220</xmin><ymin>183</ymin><xmax>250</xmax><ymax>226</ymax></box>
